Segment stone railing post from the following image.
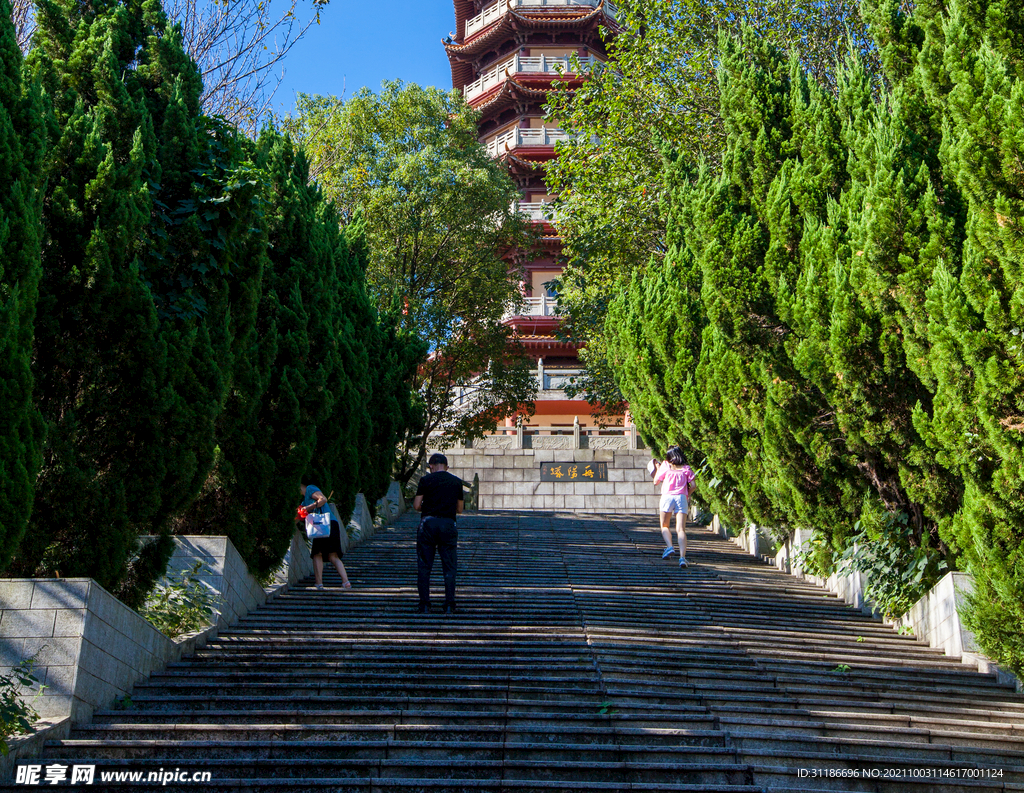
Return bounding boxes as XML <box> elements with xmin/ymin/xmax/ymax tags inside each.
<box><xmin>515</xmin><ymin>420</ymin><xmax>524</xmax><ymax>449</ymax></box>
<box><xmin>573</xmin><ymin>416</ymin><xmax>581</xmax><ymax>449</ymax></box>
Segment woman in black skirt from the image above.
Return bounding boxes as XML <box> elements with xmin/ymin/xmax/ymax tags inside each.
<box><xmin>299</xmin><ymin>477</ymin><xmax>352</xmax><ymax>590</ymax></box>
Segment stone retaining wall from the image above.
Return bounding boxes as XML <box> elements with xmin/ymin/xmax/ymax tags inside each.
<box><xmin>440</xmin><ymin>445</ymin><xmax>660</xmax><ymax>513</ymax></box>
<box><xmin>159</xmin><ymin>536</ymin><xmax>268</xmax><ymax>630</ymax></box>
<box><xmin>0</xmin><ymin>529</ymin><xmax>313</xmax><ymax>779</ymax></box>
<box><xmin>1</xmin><ymin>477</ymin><xmax>409</xmax><ymax>776</ymax></box>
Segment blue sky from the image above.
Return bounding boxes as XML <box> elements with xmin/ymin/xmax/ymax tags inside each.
<box><xmin>272</xmin><ymin>0</ymin><xmax>456</xmax><ymax>115</ymax></box>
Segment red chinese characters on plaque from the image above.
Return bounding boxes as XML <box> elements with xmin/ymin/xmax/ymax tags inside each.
<box><xmin>539</xmin><ymin>462</ymin><xmax>609</xmax><ymax>482</ymax></box>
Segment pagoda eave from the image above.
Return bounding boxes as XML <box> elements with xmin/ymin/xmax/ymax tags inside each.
<box><xmin>446</xmin><ymin>4</ymin><xmax>613</xmax><ymax>63</ymax></box>
<box><xmin>469</xmin><ymin>77</ymin><xmax>580</xmax><ymax>118</ymax></box>
<box><xmin>502</xmin><ymin>149</ymin><xmax>555</xmax><ymax>168</ymax></box>
<box><xmin>512</xmin><ymin>334</ymin><xmax>579</xmax><ymax>355</ymax></box>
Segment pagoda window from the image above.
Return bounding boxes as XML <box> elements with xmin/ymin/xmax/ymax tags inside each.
<box><xmin>530</xmin><ymin>270</ymin><xmax>560</xmax><ymax>296</ymax></box>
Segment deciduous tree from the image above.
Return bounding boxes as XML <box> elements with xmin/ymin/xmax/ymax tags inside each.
<box><xmin>284</xmin><ymin>82</ymin><xmax>538</xmax><ymax>481</ymax></box>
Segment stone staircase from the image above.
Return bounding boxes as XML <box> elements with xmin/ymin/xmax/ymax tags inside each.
<box><xmin>10</xmin><ymin>513</ymin><xmax>1024</xmax><ymax>792</ymax></box>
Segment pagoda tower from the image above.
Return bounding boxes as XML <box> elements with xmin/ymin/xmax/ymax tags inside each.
<box><xmin>444</xmin><ymin>0</ymin><xmax>621</xmax><ymax>431</ymax></box>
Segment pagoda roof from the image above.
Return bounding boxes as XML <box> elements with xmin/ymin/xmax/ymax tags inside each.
<box><xmin>446</xmin><ymin>3</ymin><xmax>615</xmax><ymax>90</ymax></box>
<box><xmin>504</xmin><ymin>150</ymin><xmax>553</xmax><ymax>170</ymax></box>
<box><xmin>452</xmin><ymin>0</ymin><xmax>476</xmax><ymax>41</ymax></box>
<box><xmin>469</xmin><ymin>75</ymin><xmax>580</xmax><ymax>119</ymax></box>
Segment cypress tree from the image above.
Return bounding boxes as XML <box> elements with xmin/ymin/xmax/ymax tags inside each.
<box><xmin>12</xmin><ymin>0</ymin><xmax>239</xmax><ymax>602</ymax></box>
<box><xmin>913</xmin><ymin>0</ymin><xmax>1024</xmax><ymax>673</ymax></box>
<box><xmin>174</xmin><ymin>132</ymin><xmax>417</xmax><ymax>579</ymax></box>
<box><xmin>606</xmin><ymin>0</ymin><xmax>1024</xmax><ymax>671</ymax></box>
<box><xmin>0</xmin><ymin>0</ymin><xmax>45</xmax><ymax>570</ymax></box>
<box><xmin>695</xmin><ymin>31</ymin><xmax>858</xmax><ymax>539</ymax></box>
<box><xmin>174</xmin><ymin>131</ymin><xmax>322</xmax><ymax>577</ymax></box>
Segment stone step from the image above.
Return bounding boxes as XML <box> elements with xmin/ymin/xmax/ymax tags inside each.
<box><xmin>89</xmin><ymin>708</ymin><xmax>715</xmax><ymax>728</ymax></box>
<box><xmin>24</xmin><ymin>511</ymin><xmax>1023</xmax><ymax>791</ymax></box>
<box><xmin>69</xmin><ymin>724</ymin><xmax>729</xmax><ymax>746</ymax></box>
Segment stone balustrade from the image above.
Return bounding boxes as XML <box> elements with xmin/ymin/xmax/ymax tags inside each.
<box><xmin>463</xmin><ymin>54</ymin><xmax>598</xmax><ymax>101</ymax></box>
<box><xmin>484</xmin><ymin>126</ymin><xmax>571</xmax><ymax>156</ymax></box>
<box><xmin>442</xmin><ymin>424</ymin><xmax>639</xmax><ymax>452</ymax></box>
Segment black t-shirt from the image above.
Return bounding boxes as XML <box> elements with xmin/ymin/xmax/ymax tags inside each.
<box><xmin>416</xmin><ymin>471</ymin><xmax>465</xmax><ymax>520</ymax></box>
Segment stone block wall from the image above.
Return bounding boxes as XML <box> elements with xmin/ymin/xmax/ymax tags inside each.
<box><xmin>763</xmin><ymin>529</ymin><xmax>1019</xmax><ymax>688</ymax></box>
<box><xmin>894</xmin><ymin>572</ymin><xmax>976</xmax><ymax>657</ymax></box>
<box><xmin>0</xmin><ymin>530</ymin><xmax>320</xmax><ymax>730</ymax></box>
<box><xmin>438</xmin><ymin>445</ymin><xmax>660</xmax><ymax>513</ymax></box>
<box><xmin>0</xmin><ymin>578</ymin><xmax>178</xmax><ymax>725</ymax></box>
<box><xmin>163</xmin><ymin>536</ymin><xmax>268</xmax><ymax>629</ymax></box>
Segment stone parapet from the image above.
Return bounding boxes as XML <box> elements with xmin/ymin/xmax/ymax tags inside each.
<box><xmin>758</xmin><ymin>529</ymin><xmax>1020</xmax><ymax>690</ymax></box>
<box><xmin>160</xmin><ymin>536</ymin><xmax>268</xmax><ymax>629</ymax></box>
<box><xmin>436</xmin><ymin>444</ymin><xmax>659</xmax><ymax>513</ymax></box>
<box><xmin>0</xmin><ymin>578</ymin><xmax>168</xmax><ymax>726</ymax></box>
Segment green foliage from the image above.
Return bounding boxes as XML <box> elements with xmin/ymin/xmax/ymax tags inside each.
<box><xmin>283</xmin><ymin>82</ymin><xmax>537</xmax><ymax>481</ymax></box>
<box><xmin>9</xmin><ymin>0</ymin><xmax>231</xmax><ymax>603</ymax></box>
<box><xmin>114</xmin><ymin>532</ymin><xmax>176</xmax><ymax>611</ymax></box>
<box><xmin>173</xmin><ymin>131</ymin><xmax>416</xmax><ymax>579</ymax></box>
<box><xmin>0</xmin><ymin>0</ymin><xmax>45</xmax><ymax>571</ymax></box>
<box><xmin>607</xmin><ymin>0</ymin><xmax>1024</xmax><ymax>676</ymax></box>
<box><xmin>839</xmin><ymin>509</ymin><xmax>948</xmax><ymax>620</ymax></box>
<box><xmin>140</xmin><ymin>560</ymin><xmax>216</xmax><ymax>638</ymax></box>
<box><xmin>907</xmin><ymin>0</ymin><xmax>1024</xmax><ymax>679</ymax></box>
<box><xmin>0</xmin><ymin>658</ymin><xmax>44</xmax><ymax>755</ymax></box>
<box><xmin>0</xmin><ymin>0</ymin><xmax>418</xmax><ymax>589</ymax></box>
<box><xmin>546</xmin><ymin>0</ymin><xmax>885</xmax><ymax>409</ymax></box>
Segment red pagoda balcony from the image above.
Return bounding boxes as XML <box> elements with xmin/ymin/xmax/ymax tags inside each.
<box><xmin>464</xmin><ymin>54</ymin><xmax>598</xmax><ymax>102</ymax></box>
<box><xmin>485</xmin><ymin>126</ymin><xmax>571</xmax><ymax>157</ymax></box>
<box><xmin>466</xmin><ymin>0</ymin><xmax>618</xmax><ymax>38</ymax></box>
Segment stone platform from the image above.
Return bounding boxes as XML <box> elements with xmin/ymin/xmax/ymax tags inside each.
<box><xmin>438</xmin><ymin>436</ymin><xmax>658</xmax><ymax>513</ymax></box>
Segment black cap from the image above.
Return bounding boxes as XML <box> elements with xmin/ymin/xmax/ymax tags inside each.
<box><xmin>428</xmin><ymin>453</ymin><xmax>448</xmax><ymax>466</ymax></box>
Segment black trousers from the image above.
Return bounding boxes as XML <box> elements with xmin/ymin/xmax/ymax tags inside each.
<box><xmin>417</xmin><ymin>517</ymin><xmax>458</xmax><ymax>607</ymax></box>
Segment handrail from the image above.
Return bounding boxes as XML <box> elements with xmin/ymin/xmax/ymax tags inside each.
<box><xmin>466</xmin><ymin>0</ymin><xmax>618</xmax><ymax>38</ymax></box>
<box><xmin>484</xmin><ymin>126</ymin><xmax>571</xmax><ymax>157</ymax></box>
<box><xmin>517</xmin><ymin>201</ymin><xmax>558</xmax><ymax>223</ymax></box>
<box><xmin>463</xmin><ymin>54</ymin><xmax>598</xmax><ymax>101</ymax></box>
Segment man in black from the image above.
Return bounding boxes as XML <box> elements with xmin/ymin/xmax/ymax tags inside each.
<box><xmin>413</xmin><ymin>453</ymin><xmax>465</xmax><ymax>614</ymax></box>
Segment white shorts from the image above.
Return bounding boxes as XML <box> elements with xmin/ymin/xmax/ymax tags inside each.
<box><xmin>660</xmin><ymin>494</ymin><xmax>687</xmax><ymax>514</ymax></box>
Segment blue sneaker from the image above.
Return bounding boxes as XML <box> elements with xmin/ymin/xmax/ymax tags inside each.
<box><xmin>679</xmin><ymin>557</ymin><xmax>688</xmax><ymax>568</ymax></box>
<box><xmin>662</xmin><ymin>547</ymin><xmax>676</xmax><ymax>559</ymax></box>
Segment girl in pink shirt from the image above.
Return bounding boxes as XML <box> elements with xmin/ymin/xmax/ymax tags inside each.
<box><xmin>652</xmin><ymin>446</ymin><xmax>696</xmax><ymax>567</ymax></box>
